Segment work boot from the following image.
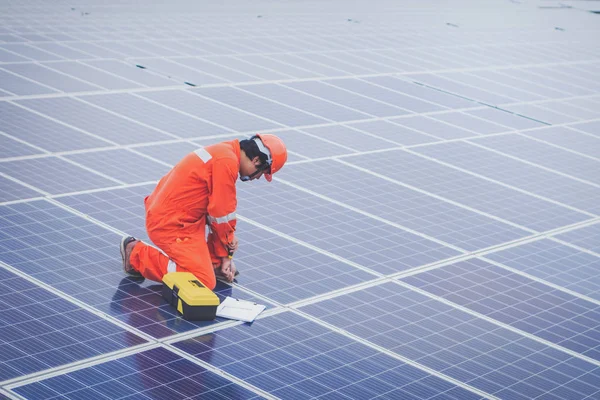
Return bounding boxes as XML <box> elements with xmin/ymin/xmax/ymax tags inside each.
<box><xmin>120</xmin><ymin>236</ymin><xmax>143</xmax><ymax>278</ymax></box>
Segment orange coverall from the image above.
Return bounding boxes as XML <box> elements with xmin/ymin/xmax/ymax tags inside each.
<box><xmin>129</xmin><ymin>140</ymin><xmax>239</xmax><ymax>290</ymax></box>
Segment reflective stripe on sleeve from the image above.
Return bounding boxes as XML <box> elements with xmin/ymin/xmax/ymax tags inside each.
<box><xmin>208</xmin><ymin>211</ymin><xmax>237</xmax><ymax>224</ymax></box>
<box><xmin>194</xmin><ymin>147</ymin><xmax>212</xmax><ymax>163</ymax></box>
<box><xmin>167</xmin><ymin>259</ymin><xmax>177</xmax><ymax>273</ymax></box>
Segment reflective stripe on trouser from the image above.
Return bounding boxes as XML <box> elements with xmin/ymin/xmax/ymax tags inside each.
<box><xmin>129</xmin><ymin>234</ymin><xmax>218</xmax><ymax>289</ymax></box>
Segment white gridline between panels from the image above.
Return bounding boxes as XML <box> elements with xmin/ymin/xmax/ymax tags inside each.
<box><xmin>1</xmin><ymin>43</ymin><xmax>600</xmax><ymax>400</ymax></box>
<box><xmin>1</xmin><ymin>164</ymin><xmax>600</xmax><ymax>398</ymax></box>
<box><xmin>1</xmin><ymin>82</ymin><xmax>599</xmax><ymax>229</ymax></box>
<box><xmin>0</xmin><ymin>35</ymin><xmax>598</xmax><ymax>93</ymax></box>
<box><xmin>0</xmin><ymin>30</ymin><xmax>588</xmax><ymax>62</ymax></box>
<box><xmin>1</xmin><ymin>77</ymin><xmax>599</xmax><ymax>243</ymax></box>
<box><xmin>1</xmin><ymin>69</ymin><xmax>598</xmax><ymax>158</ymax></box>
<box><xmin>1</xmin><ymin>115</ymin><xmax>597</xmax><ymax>250</ymax></box>
<box><xmin>0</xmin><ymin>33</ymin><xmax>595</xmax><ymax>77</ymax></box>
<box><xmin>0</xmin><ymin>205</ymin><xmax>490</xmax><ymax>399</ymax></box>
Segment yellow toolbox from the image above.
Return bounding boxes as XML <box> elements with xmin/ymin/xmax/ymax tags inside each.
<box><xmin>162</xmin><ymin>272</ymin><xmax>220</xmax><ymax>321</ymax></box>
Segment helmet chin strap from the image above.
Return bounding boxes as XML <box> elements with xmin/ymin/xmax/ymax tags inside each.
<box><xmin>241</xmin><ymin>136</ymin><xmax>272</xmax><ymax>181</ymax></box>
<box><xmin>240</xmin><ymin>163</ymin><xmax>269</xmax><ymax>182</ymax></box>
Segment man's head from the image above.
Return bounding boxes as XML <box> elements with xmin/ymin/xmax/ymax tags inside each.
<box><xmin>239</xmin><ymin>134</ymin><xmax>287</xmax><ymax>182</ymax></box>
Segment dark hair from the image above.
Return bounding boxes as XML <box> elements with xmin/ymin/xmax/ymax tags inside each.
<box><xmin>240</xmin><ymin>135</ymin><xmax>269</xmax><ymax>164</ymax></box>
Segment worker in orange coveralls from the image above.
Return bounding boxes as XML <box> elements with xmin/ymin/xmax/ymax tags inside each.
<box><xmin>119</xmin><ymin>134</ymin><xmax>287</xmax><ymax>290</ymax></box>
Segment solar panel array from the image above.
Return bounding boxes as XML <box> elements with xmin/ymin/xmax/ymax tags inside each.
<box><xmin>1</xmin><ymin>1</ymin><xmax>599</xmax><ymax>399</ymax></box>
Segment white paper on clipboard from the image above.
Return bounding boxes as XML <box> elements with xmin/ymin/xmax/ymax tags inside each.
<box><xmin>216</xmin><ymin>296</ymin><xmax>265</xmax><ymax>323</ymax></box>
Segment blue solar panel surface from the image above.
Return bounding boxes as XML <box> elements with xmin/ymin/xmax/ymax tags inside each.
<box><xmin>1</xmin><ymin>1</ymin><xmax>599</xmax><ymax>399</ymax></box>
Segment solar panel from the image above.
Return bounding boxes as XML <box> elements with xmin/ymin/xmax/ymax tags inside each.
<box><xmin>172</xmin><ymin>312</ymin><xmax>485</xmax><ymax>399</ymax></box>
<box><xmin>301</xmin><ymin>283</ymin><xmax>600</xmax><ymax>399</ymax></box>
<box><xmin>12</xmin><ymin>347</ymin><xmax>261</xmax><ymax>399</ymax></box>
<box><xmin>1</xmin><ymin>0</ymin><xmax>599</xmax><ymax>398</ymax></box>
<box><xmin>0</xmin><ymin>267</ymin><xmax>147</xmax><ymax>381</ymax></box>
<box><xmin>344</xmin><ymin>150</ymin><xmax>591</xmax><ymax>232</ymax></box>
<box><xmin>401</xmin><ymin>257</ymin><xmax>600</xmax><ymax>360</ymax></box>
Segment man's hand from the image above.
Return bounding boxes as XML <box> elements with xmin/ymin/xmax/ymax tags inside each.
<box><xmin>227</xmin><ymin>236</ymin><xmax>239</xmax><ymax>255</ymax></box>
<box><xmin>218</xmin><ymin>257</ymin><xmax>237</xmax><ymax>282</ymax></box>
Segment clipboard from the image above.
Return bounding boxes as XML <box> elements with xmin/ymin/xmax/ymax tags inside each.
<box><xmin>216</xmin><ymin>296</ymin><xmax>266</xmax><ymax>323</ymax></box>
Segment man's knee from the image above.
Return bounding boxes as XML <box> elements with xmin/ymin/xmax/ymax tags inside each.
<box><xmin>180</xmin><ymin>264</ymin><xmax>216</xmax><ymax>290</ymax></box>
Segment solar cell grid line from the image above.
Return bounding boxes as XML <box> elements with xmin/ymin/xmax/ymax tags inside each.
<box><xmin>63</xmin><ymin>149</ymin><xmax>171</xmax><ymax>185</ymax></box>
<box><xmin>352</xmin><ymin>50</ymin><xmax>423</xmax><ymax>73</ymax></box>
<box><xmin>80</xmin><ymin>59</ymin><xmax>180</xmax><ymax>88</ymax></box>
<box><xmin>269</xmin><ymin>129</ymin><xmax>357</xmax><ymax>159</ymax></box>
<box><xmin>440</xmin><ymin>71</ymin><xmax>549</xmax><ymax>104</ymax></box>
<box><xmin>27</xmin><ymin>42</ymin><xmax>97</xmax><ymax>60</ymax></box>
<box><xmin>344</xmin><ymin>119</ymin><xmax>439</xmax><ymax>146</ymax></box>
<box><xmin>1</xmin><ymin>101</ymin><xmax>117</xmax><ymax>153</ymax></box>
<box><xmin>0</xmin><ymin>157</ymin><xmax>119</xmax><ymax>195</ymax></box>
<box><xmin>1</xmin><ymin>63</ymin><xmax>104</xmax><ymax>94</ymax></box>
<box><xmin>569</xmin><ymin>120</ymin><xmax>600</xmax><ymax>139</ymax></box>
<box><xmin>472</xmin><ymin>133</ymin><xmax>600</xmax><ymax>178</ymax></box>
<box><xmin>235</xmin><ymin>54</ymin><xmax>325</xmax><ymax>79</ymax></box>
<box><xmin>334</xmin><ymin>158</ymin><xmax>540</xmax><ymax>235</ymax></box>
<box><xmin>407</xmin><ymin>73</ymin><xmax>519</xmax><ymax>106</ymax></box>
<box><xmin>236</xmin><ymin>185</ymin><xmax>462</xmax><ymax>277</ymax></box>
<box><xmin>193</xmin><ymin>86</ymin><xmax>329</xmax><ymax>127</ymax></box>
<box><xmin>552</xmin><ymin>222</ymin><xmax>600</xmax><ymax>255</ymax></box>
<box><xmin>428</xmin><ymin>111</ymin><xmax>514</xmax><ymax>136</ymax></box>
<box><xmin>0</xmin><ymin>174</ymin><xmax>44</xmax><ymax>203</ymax></box>
<box><xmin>530</xmin><ymin>66</ymin><xmax>600</xmax><ymax>95</ymax></box>
<box><xmin>409</xmin><ymin>48</ymin><xmax>471</xmax><ymax>70</ymax></box>
<box><xmin>299</xmin><ymin>125</ymin><xmax>398</xmax><ymax>152</ymax></box>
<box><xmin>0</xmin><ymin>265</ymin><xmax>150</xmax><ymax>383</ymax></box>
<box><xmin>485</xmin><ymin>238</ymin><xmax>600</xmax><ymax>302</ymax></box>
<box><xmin>128</xmin><ymin>92</ymin><xmax>237</xmax><ymax>135</ymax></box>
<box><xmin>330</xmin><ymin>78</ymin><xmax>447</xmax><ymax>114</ymax></box>
<box><xmin>15</xmin><ymin>96</ymin><xmax>175</xmax><ymax>145</ymax></box>
<box><xmin>469</xmin><ymin>69</ymin><xmax>577</xmax><ymax>102</ymax></box>
<box><xmin>38</xmin><ymin>61</ymin><xmax>146</xmax><ymax>91</ymax></box>
<box><xmin>400</xmin><ymin>257</ymin><xmax>600</xmax><ymax>362</ymax></box>
<box><xmin>362</xmin><ymin>75</ymin><xmax>480</xmax><ymax>111</ymax></box>
<box><xmin>282</xmin><ymin>80</ymin><xmax>408</xmax><ymax>118</ymax></box>
<box><xmin>0</xmin><ymin>134</ymin><xmax>44</xmax><ymax>160</ymax></box>
<box><xmin>389</xmin><ymin>115</ymin><xmax>478</xmax><ymax>140</ymax></box>
<box><xmin>0</xmin><ymin>47</ymin><xmax>31</xmax><ymax>63</ymax></box>
<box><xmin>466</xmin><ymin>139</ymin><xmax>600</xmax><ymax>188</ymax></box>
<box><xmin>410</xmin><ymin>142</ymin><xmax>600</xmax><ymax>216</ymax></box>
<box><xmin>266</xmin><ymin>53</ymin><xmax>354</xmax><ymax>78</ymax></box>
<box><xmin>0</xmin><ymin>43</ymin><xmax>66</xmax><ymax>62</ymax></box>
<box><xmin>529</xmin><ymin>99</ymin><xmax>600</xmax><ymax>122</ymax></box>
<box><xmin>241</xmin><ymin>83</ymin><xmax>377</xmax><ymax>122</ymax></box>
<box><xmin>300</xmin><ymin>51</ymin><xmax>386</xmax><ymax>76</ymax></box>
<box><xmin>131</xmin><ymin>57</ymin><xmax>232</xmax><ymax>85</ymax></box>
<box><xmin>501</xmin><ymin>68</ymin><xmax>597</xmax><ymax>98</ymax></box>
<box><xmin>60</xmin><ymin>41</ymin><xmax>131</xmax><ymax>59</ymax></box>
<box><xmin>0</xmin><ymin>197</ymin><xmax>265</xmax><ymax>338</ymax></box>
<box><xmin>137</xmin><ymin>89</ymin><xmax>282</xmax><ymax>133</ymax></box>
<box><xmin>170</xmin><ymin>311</ymin><xmax>488</xmax><ymax>400</ymax></box>
<box><xmin>339</xmin><ymin>150</ymin><xmax>591</xmax><ymax>233</ymax></box>
<box><xmin>80</xmin><ymin>93</ymin><xmax>234</xmax><ymax>139</ymax></box>
<box><xmin>9</xmin><ymin>346</ymin><xmax>268</xmax><ymax>400</ymax></box>
<box><xmin>211</xmin><ymin>56</ymin><xmax>296</xmax><ymax>81</ymax></box>
<box><xmin>316</xmin><ymin>79</ymin><xmax>415</xmax><ymax>116</ymax></box>
<box><xmin>0</xmin><ymin>67</ymin><xmax>59</xmax><ymax>96</ymax></box>
<box><xmin>179</xmin><ymin>56</ymin><xmax>269</xmax><ymax>83</ymax></box>
<box><xmin>240</xmin><ymin>179</ymin><xmax>463</xmax><ymax>256</ymax></box>
<box><xmin>278</xmin><ymin>160</ymin><xmax>530</xmax><ymax>252</ymax></box>
<box><xmin>502</xmin><ymin>104</ymin><xmax>578</xmax><ymax>125</ymax></box>
<box><xmin>300</xmin><ymin>282</ymin><xmax>600</xmax><ymax>400</ymax></box>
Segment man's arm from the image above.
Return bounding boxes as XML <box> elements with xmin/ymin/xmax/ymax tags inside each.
<box><xmin>207</xmin><ymin>158</ymin><xmax>238</xmax><ymax>260</ymax></box>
